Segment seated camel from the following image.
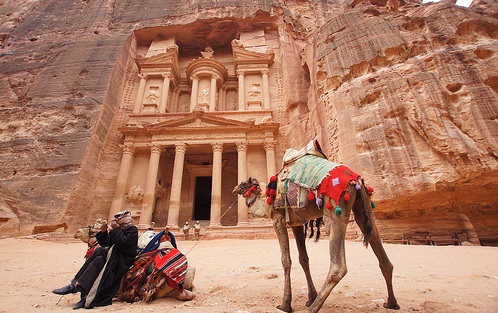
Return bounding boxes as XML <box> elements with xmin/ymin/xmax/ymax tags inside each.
<box><xmin>74</xmin><ymin>219</ymin><xmax>103</xmax><ymax>259</ymax></box>
<box><xmin>119</xmin><ymin>229</ymin><xmax>197</xmax><ymax>302</ymax></box>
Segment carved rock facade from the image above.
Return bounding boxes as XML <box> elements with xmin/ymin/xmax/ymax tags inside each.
<box><xmin>0</xmin><ymin>0</ymin><xmax>496</xmax><ymax>244</ymax></box>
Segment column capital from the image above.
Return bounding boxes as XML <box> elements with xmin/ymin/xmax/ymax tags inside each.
<box><xmin>211</xmin><ymin>142</ymin><xmax>223</xmax><ymax>152</ymax></box>
<box><xmin>263</xmin><ymin>141</ymin><xmax>276</xmax><ymax>151</ymax></box>
<box><xmin>175</xmin><ymin>143</ymin><xmax>188</xmax><ymax>153</ymax></box>
<box><xmin>236</xmin><ymin>69</ymin><xmax>246</xmax><ymax>76</ymax></box>
<box><xmin>261</xmin><ymin>68</ymin><xmax>270</xmax><ymax>75</ymax></box>
<box><xmin>138</xmin><ymin>73</ymin><xmax>148</xmax><ymax>79</ymax></box>
<box><xmin>190</xmin><ymin>74</ymin><xmax>199</xmax><ymax>81</ymax></box>
<box><xmin>161</xmin><ymin>72</ymin><xmax>174</xmax><ymax>80</ymax></box>
<box><xmin>236</xmin><ymin>142</ymin><xmax>248</xmax><ymax>152</ymax></box>
<box><xmin>120</xmin><ymin>143</ymin><xmax>135</xmax><ymax>155</ymax></box>
<box><xmin>149</xmin><ymin>143</ymin><xmax>162</xmax><ymax>154</ymax></box>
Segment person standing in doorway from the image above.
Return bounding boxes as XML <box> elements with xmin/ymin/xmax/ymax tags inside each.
<box><xmin>183</xmin><ymin>222</ymin><xmax>190</xmax><ymax>241</ymax></box>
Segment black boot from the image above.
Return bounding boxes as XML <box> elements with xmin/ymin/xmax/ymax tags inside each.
<box><xmin>52</xmin><ymin>284</ymin><xmax>76</xmax><ymax>295</ymax></box>
<box><xmin>72</xmin><ymin>299</ymin><xmax>85</xmax><ymax>310</ymax></box>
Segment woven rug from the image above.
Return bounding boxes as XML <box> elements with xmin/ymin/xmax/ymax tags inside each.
<box><xmin>286</xmin><ymin>155</ymin><xmax>338</xmax><ymax>189</ymax></box>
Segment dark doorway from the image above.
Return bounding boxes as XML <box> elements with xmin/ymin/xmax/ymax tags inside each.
<box><xmin>194</xmin><ymin>176</ymin><xmax>212</xmax><ymax>220</ymax></box>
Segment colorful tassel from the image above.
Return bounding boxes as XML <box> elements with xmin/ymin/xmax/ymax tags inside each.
<box><xmin>371</xmin><ymin>201</ymin><xmax>376</xmax><ymax>209</ymax></box>
<box><xmin>356</xmin><ymin>182</ymin><xmax>361</xmax><ymax>190</ymax></box>
<box><xmin>344</xmin><ymin>192</ymin><xmax>350</xmax><ymax>201</ymax></box>
<box><xmin>308</xmin><ymin>189</ymin><xmax>315</xmax><ymax>201</ymax></box>
<box><xmin>267</xmin><ymin>197</ymin><xmax>274</xmax><ymax>205</ymax></box>
<box><xmin>367</xmin><ymin>185</ymin><xmax>374</xmax><ymax>193</ymax></box>
<box><xmin>269</xmin><ymin>189</ymin><xmax>276</xmax><ymax>197</ymax></box>
<box><xmin>326</xmin><ymin>201</ymin><xmax>333</xmax><ymax>210</ymax></box>
<box><xmin>316</xmin><ymin>198</ymin><xmax>323</xmax><ymax>206</ymax></box>
<box><xmin>335</xmin><ymin>206</ymin><xmax>342</xmax><ymax>215</ymax></box>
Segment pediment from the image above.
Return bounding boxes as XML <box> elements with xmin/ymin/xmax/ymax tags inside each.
<box><xmin>135</xmin><ymin>45</ymin><xmax>179</xmax><ymax>69</ymax></box>
<box><xmin>147</xmin><ymin>111</ymin><xmax>250</xmax><ymax>130</ymax></box>
<box><xmin>232</xmin><ymin>44</ymin><xmax>274</xmax><ymax>67</ymax></box>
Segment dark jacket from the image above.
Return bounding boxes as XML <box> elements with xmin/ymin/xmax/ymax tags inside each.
<box><xmin>86</xmin><ymin>224</ymin><xmax>138</xmax><ymax>308</ymax></box>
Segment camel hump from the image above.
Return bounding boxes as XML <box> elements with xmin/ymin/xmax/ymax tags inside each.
<box><xmin>282</xmin><ymin>140</ymin><xmax>326</xmax><ymax>164</ymax></box>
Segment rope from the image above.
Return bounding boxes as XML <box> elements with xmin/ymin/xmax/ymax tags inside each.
<box><xmin>184</xmin><ymin>195</ymin><xmax>241</xmax><ymax>256</ymax></box>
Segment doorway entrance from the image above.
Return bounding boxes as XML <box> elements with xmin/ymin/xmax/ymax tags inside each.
<box><xmin>194</xmin><ymin>176</ymin><xmax>212</xmax><ymax>220</ymax></box>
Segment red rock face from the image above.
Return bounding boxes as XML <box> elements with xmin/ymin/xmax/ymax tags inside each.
<box><xmin>302</xmin><ymin>1</ymin><xmax>498</xmax><ymax>244</ymax></box>
<box><xmin>0</xmin><ymin>0</ymin><xmax>496</xmax><ymax>243</ymax></box>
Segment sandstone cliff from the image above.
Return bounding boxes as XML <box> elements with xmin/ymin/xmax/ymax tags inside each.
<box><xmin>0</xmin><ymin>0</ymin><xmax>496</xmax><ymax>244</ymax></box>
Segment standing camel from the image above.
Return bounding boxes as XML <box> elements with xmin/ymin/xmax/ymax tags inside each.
<box><xmin>232</xmin><ymin>149</ymin><xmax>400</xmax><ymax>312</ymax></box>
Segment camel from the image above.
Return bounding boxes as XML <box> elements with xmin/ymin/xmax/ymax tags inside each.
<box><xmin>232</xmin><ymin>149</ymin><xmax>399</xmax><ymax>312</ymax></box>
<box><xmin>74</xmin><ymin>222</ymin><xmax>102</xmax><ymax>259</ymax></box>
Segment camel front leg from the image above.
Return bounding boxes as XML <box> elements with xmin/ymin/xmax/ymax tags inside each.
<box><xmin>273</xmin><ymin>215</ymin><xmax>293</xmax><ymax>313</ymax></box>
<box><xmin>306</xmin><ymin>209</ymin><xmax>349</xmax><ymax>313</ymax></box>
<box><xmin>291</xmin><ymin>226</ymin><xmax>317</xmax><ymax>307</ymax></box>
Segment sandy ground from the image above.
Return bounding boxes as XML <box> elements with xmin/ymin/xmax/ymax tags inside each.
<box><xmin>0</xmin><ymin>236</ymin><xmax>497</xmax><ymax>313</ymax></box>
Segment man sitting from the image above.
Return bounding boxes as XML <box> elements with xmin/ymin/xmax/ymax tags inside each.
<box><xmin>52</xmin><ymin>211</ymin><xmax>138</xmax><ymax>310</ymax></box>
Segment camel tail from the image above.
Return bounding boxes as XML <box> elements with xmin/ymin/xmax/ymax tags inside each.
<box><xmin>358</xmin><ymin>179</ymin><xmax>373</xmax><ymax>247</ymax></box>
<box><xmin>304</xmin><ymin>218</ymin><xmax>323</xmax><ymax>242</ymax></box>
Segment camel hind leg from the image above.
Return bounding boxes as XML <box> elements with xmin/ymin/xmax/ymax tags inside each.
<box><xmin>306</xmin><ymin>202</ymin><xmax>350</xmax><ymax>313</ymax></box>
<box><xmin>352</xmin><ymin>187</ymin><xmax>400</xmax><ymax>310</ymax></box>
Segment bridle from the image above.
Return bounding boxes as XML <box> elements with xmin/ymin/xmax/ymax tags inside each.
<box><xmin>86</xmin><ymin>226</ymin><xmax>98</xmax><ymax>248</ymax></box>
<box><xmin>242</xmin><ymin>183</ymin><xmax>261</xmax><ymax>207</ymax></box>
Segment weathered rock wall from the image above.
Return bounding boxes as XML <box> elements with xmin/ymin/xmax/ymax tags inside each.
<box><xmin>300</xmin><ymin>0</ymin><xmax>498</xmax><ymax>241</ymax></box>
<box><xmin>0</xmin><ymin>0</ymin><xmax>497</xmax><ymax>243</ymax></box>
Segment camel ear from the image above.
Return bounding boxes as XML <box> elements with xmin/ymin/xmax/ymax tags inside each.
<box><xmin>247</xmin><ymin>177</ymin><xmax>252</xmax><ymax>183</ymax></box>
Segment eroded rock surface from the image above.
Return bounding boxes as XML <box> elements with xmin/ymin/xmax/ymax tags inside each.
<box><xmin>0</xmin><ymin>0</ymin><xmax>496</xmax><ymax>243</ymax></box>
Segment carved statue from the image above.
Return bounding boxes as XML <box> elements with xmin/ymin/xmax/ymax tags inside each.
<box><xmin>126</xmin><ymin>185</ymin><xmax>144</xmax><ymax>204</ymax></box>
<box><xmin>231</xmin><ymin>39</ymin><xmax>244</xmax><ymax>48</ymax></box>
<box><xmin>248</xmin><ymin>83</ymin><xmax>261</xmax><ymax>97</ymax></box>
<box><xmin>198</xmin><ymin>88</ymin><xmax>209</xmax><ymax>104</ymax></box>
<box><xmin>145</xmin><ymin>86</ymin><xmax>159</xmax><ymax>103</ymax></box>
<box><xmin>200</xmin><ymin>46</ymin><xmax>214</xmax><ymax>58</ymax></box>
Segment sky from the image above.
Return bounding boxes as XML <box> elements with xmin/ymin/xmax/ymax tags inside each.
<box><xmin>422</xmin><ymin>0</ymin><xmax>473</xmax><ymax>7</ymax></box>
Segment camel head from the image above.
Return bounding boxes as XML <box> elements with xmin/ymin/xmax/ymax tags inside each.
<box><xmin>233</xmin><ymin>177</ymin><xmax>269</xmax><ymax>218</ymax></box>
<box><xmin>74</xmin><ymin>225</ymin><xmax>100</xmax><ymax>246</ymax></box>
<box><xmin>232</xmin><ymin>177</ymin><xmax>259</xmax><ymax>195</ymax></box>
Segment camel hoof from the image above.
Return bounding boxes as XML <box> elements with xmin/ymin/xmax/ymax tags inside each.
<box><xmin>383</xmin><ymin>302</ymin><xmax>400</xmax><ymax>310</ymax></box>
<box><xmin>276</xmin><ymin>304</ymin><xmax>292</xmax><ymax>313</ymax></box>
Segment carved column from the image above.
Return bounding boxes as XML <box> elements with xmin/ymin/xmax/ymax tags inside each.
<box><xmin>236</xmin><ymin>142</ymin><xmax>249</xmax><ymax>225</ymax></box>
<box><xmin>172</xmin><ymin>88</ymin><xmax>180</xmax><ymax>113</ymax></box>
<box><xmin>139</xmin><ymin>144</ymin><xmax>161</xmax><ymax>227</ymax></box>
<box><xmin>108</xmin><ymin>144</ymin><xmax>135</xmax><ymax>221</ymax></box>
<box><xmin>210</xmin><ymin>143</ymin><xmax>223</xmax><ymax>227</ymax></box>
<box><xmin>133</xmin><ymin>73</ymin><xmax>147</xmax><ymax>113</ymax></box>
<box><xmin>218</xmin><ymin>86</ymin><xmax>223</xmax><ymax>111</ymax></box>
<box><xmin>209</xmin><ymin>74</ymin><xmax>217</xmax><ymax>111</ymax></box>
<box><xmin>159</xmin><ymin>73</ymin><xmax>172</xmax><ymax>113</ymax></box>
<box><xmin>237</xmin><ymin>70</ymin><xmax>245</xmax><ymax>110</ymax></box>
<box><xmin>167</xmin><ymin>143</ymin><xmax>187</xmax><ymax>227</ymax></box>
<box><xmin>264</xmin><ymin>141</ymin><xmax>277</xmax><ymax>179</ymax></box>
<box><xmin>261</xmin><ymin>69</ymin><xmax>271</xmax><ymax>110</ymax></box>
<box><xmin>190</xmin><ymin>75</ymin><xmax>199</xmax><ymax>111</ymax></box>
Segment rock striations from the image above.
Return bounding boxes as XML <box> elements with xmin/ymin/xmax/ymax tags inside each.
<box><xmin>0</xmin><ymin>0</ymin><xmax>496</xmax><ymax>244</ymax></box>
